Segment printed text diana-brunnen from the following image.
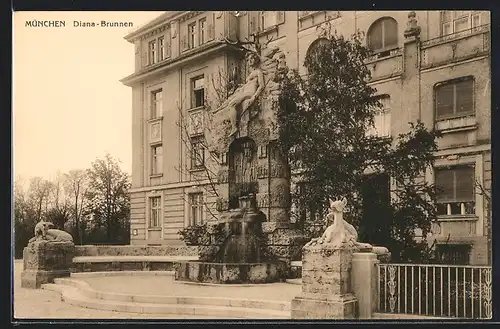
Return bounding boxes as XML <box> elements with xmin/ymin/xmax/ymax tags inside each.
<box><xmin>25</xmin><ymin>20</ymin><xmax>134</xmax><ymax>28</ymax></box>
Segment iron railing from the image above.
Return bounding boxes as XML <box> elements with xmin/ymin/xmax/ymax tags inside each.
<box><xmin>378</xmin><ymin>263</ymin><xmax>492</xmax><ymax>319</ymax></box>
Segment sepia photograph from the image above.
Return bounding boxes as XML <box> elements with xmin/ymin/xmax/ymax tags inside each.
<box><xmin>12</xmin><ymin>10</ymin><xmax>492</xmax><ymax>321</ymax></box>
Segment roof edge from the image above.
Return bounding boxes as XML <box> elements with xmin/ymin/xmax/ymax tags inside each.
<box><xmin>124</xmin><ymin>11</ymin><xmax>184</xmax><ymax>42</ymax></box>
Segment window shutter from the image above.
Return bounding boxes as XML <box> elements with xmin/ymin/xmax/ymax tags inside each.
<box><xmin>455</xmin><ymin>79</ymin><xmax>474</xmax><ymax>115</ymax></box>
<box><xmin>368</xmin><ymin>21</ymin><xmax>383</xmax><ymax>51</ymax></box>
<box><xmin>277</xmin><ymin>11</ymin><xmax>285</xmax><ymax>25</ymax></box>
<box><xmin>181</xmin><ymin>34</ymin><xmax>187</xmax><ymax>52</ymax></box>
<box><xmin>165</xmin><ymin>28</ymin><xmax>172</xmax><ymax>57</ymax></box>
<box><xmin>383</xmin><ymin>18</ymin><xmax>398</xmax><ymax>48</ymax></box>
<box><xmin>249</xmin><ymin>11</ymin><xmax>258</xmax><ymax>35</ymax></box>
<box><xmin>207</xmin><ymin>12</ymin><xmax>215</xmax><ymax>41</ymax></box>
<box><xmin>435</xmin><ymin>169</ymin><xmax>454</xmax><ymax>202</ymax></box>
<box><xmin>455</xmin><ymin>167</ymin><xmax>474</xmax><ymax>201</ymax></box>
<box><xmin>180</xmin><ymin>26</ymin><xmax>187</xmax><ymax>52</ymax></box>
<box><xmin>435</xmin><ymin>83</ymin><xmax>454</xmax><ymax>118</ymax></box>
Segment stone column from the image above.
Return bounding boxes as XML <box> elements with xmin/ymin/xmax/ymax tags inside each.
<box><xmin>291</xmin><ymin>245</ymin><xmax>358</xmax><ymax>319</ymax></box>
<box><xmin>21</xmin><ymin>241</ymin><xmax>75</xmax><ymax>289</ymax></box>
<box><xmin>351</xmin><ymin>252</ymin><xmax>379</xmax><ymax>319</ymax></box>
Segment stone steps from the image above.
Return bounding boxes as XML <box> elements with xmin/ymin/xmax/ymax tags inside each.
<box><xmin>41</xmin><ymin>278</ymin><xmax>291</xmax><ymax>319</ymax></box>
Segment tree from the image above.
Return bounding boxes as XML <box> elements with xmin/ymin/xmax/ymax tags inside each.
<box><xmin>14</xmin><ymin>180</ymin><xmax>38</xmax><ymax>257</ymax></box>
<box><xmin>45</xmin><ymin>172</ymin><xmax>71</xmax><ymax>230</ymax></box>
<box><xmin>64</xmin><ymin>169</ymin><xmax>89</xmax><ymax>244</ymax></box>
<box><xmin>475</xmin><ymin>179</ymin><xmax>492</xmax><ymax>264</ymax></box>
<box><xmin>27</xmin><ymin>177</ymin><xmax>54</xmax><ymax>222</ymax></box>
<box><xmin>84</xmin><ymin>154</ymin><xmax>131</xmax><ymax>244</ymax></box>
<box><xmin>278</xmin><ymin>30</ymin><xmax>440</xmax><ymax>262</ymax></box>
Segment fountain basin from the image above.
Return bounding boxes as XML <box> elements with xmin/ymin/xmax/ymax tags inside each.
<box><xmin>174</xmin><ymin>261</ymin><xmax>287</xmax><ymax>284</ymax></box>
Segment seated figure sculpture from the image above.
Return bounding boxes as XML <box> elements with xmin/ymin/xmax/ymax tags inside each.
<box><xmin>28</xmin><ymin>220</ymin><xmax>74</xmax><ymax>244</ymax></box>
<box><xmin>212</xmin><ymin>51</ymin><xmax>265</xmax><ymax>137</ymax></box>
<box><xmin>305</xmin><ymin>197</ymin><xmax>372</xmax><ymax>250</ymax></box>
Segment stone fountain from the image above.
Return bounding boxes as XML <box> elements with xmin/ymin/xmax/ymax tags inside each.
<box><xmin>175</xmin><ymin>44</ymin><xmax>305</xmax><ymax>284</ymax></box>
<box><xmin>175</xmin><ymin>194</ymin><xmax>287</xmax><ymax>284</ymax></box>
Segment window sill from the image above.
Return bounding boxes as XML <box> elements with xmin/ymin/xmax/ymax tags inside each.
<box><xmin>148</xmin><ymin>227</ymin><xmax>162</xmax><ymax>231</ymax></box>
<box><xmin>365</xmin><ymin>47</ymin><xmax>402</xmax><ymax>63</ymax></box>
<box><xmin>435</xmin><ymin>115</ymin><xmax>476</xmax><ymax>133</ymax></box>
<box><xmin>150</xmin><ymin>174</ymin><xmax>163</xmax><ymax>178</ymax></box>
<box><xmin>257</xmin><ymin>25</ymin><xmax>278</xmax><ymax>36</ymax></box>
<box><xmin>188</xmin><ymin>105</ymin><xmax>205</xmax><ymax>113</ymax></box>
<box><xmin>189</xmin><ymin>167</ymin><xmax>205</xmax><ymax>173</ymax></box>
<box><xmin>298</xmin><ymin>11</ymin><xmax>324</xmax><ymax>21</ymax></box>
<box><xmin>437</xmin><ymin>215</ymin><xmax>478</xmax><ymax>222</ymax></box>
<box><xmin>148</xmin><ymin>116</ymin><xmax>163</xmax><ymax>124</ymax></box>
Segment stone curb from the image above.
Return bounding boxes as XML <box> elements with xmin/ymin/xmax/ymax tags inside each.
<box><xmin>285</xmin><ymin>279</ymin><xmax>302</xmax><ymax>285</ymax></box>
<box><xmin>72</xmin><ymin>256</ymin><xmax>199</xmax><ymax>263</ymax></box>
<box><xmin>47</xmin><ymin>278</ymin><xmax>291</xmax><ymax>314</ymax></box>
<box><xmin>71</xmin><ymin>271</ymin><xmax>175</xmax><ymax>278</ymax></box>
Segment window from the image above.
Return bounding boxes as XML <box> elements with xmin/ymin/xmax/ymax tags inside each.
<box><xmin>151</xmin><ymin>145</ymin><xmax>163</xmax><ymax>175</ymax></box>
<box><xmin>149</xmin><ymin>196</ymin><xmax>161</xmax><ymax>228</ymax></box>
<box><xmin>148</xmin><ymin>40</ymin><xmax>156</xmax><ymax>65</ymax></box>
<box><xmin>191</xmin><ymin>76</ymin><xmax>205</xmax><ymax>108</ymax></box>
<box><xmin>258</xmin><ymin>11</ymin><xmax>283</xmax><ymax>30</ymax></box>
<box><xmin>158</xmin><ymin>37</ymin><xmax>165</xmax><ymax>61</ymax></box>
<box><xmin>441</xmin><ymin>11</ymin><xmax>482</xmax><ymax>35</ymax></box>
<box><xmin>367</xmin><ymin>96</ymin><xmax>391</xmax><ymax>138</ymax></box>
<box><xmin>435</xmin><ymin>77</ymin><xmax>474</xmax><ymax>120</ymax></box>
<box><xmin>435</xmin><ymin>165</ymin><xmax>475</xmax><ymax>216</ymax></box>
<box><xmin>188</xmin><ymin>22</ymin><xmax>196</xmax><ymax>49</ymax></box>
<box><xmin>199</xmin><ymin>18</ymin><xmax>207</xmax><ymax>45</ymax></box>
<box><xmin>190</xmin><ymin>137</ymin><xmax>205</xmax><ymax>169</ymax></box>
<box><xmin>189</xmin><ymin>193</ymin><xmax>204</xmax><ymax>226</ymax></box>
<box><xmin>151</xmin><ymin>89</ymin><xmax>163</xmax><ymax>118</ymax></box>
<box><xmin>435</xmin><ymin>244</ymin><xmax>471</xmax><ymax>265</ymax></box>
<box><xmin>367</xmin><ymin>17</ymin><xmax>398</xmax><ymax>53</ymax></box>
<box><xmin>306</xmin><ymin>38</ymin><xmax>330</xmax><ymax>60</ymax></box>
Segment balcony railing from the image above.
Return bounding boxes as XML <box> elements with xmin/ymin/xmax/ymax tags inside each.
<box><xmin>422</xmin><ymin>24</ymin><xmax>490</xmax><ymax>48</ymax></box>
<box><xmin>378</xmin><ymin>263</ymin><xmax>492</xmax><ymax>319</ymax></box>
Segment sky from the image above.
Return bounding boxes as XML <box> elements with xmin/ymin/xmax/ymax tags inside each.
<box><xmin>13</xmin><ymin>11</ymin><xmax>163</xmax><ymax>182</ymax></box>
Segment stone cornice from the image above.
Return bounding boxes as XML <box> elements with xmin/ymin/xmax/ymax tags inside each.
<box><xmin>140</xmin><ymin>24</ymin><xmax>170</xmax><ymax>41</ymax></box>
<box><xmin>177</xmin><ymin>11</ymin><xmax>204</xmax><ymax>23</ymax></box>
<box><xmin>125</xmin><ymin>11</ymin><xmax>204</xmax><ymax>42</ymax></box>
<box><xmin>121</xmin><ymin>42</ymin><xmax>241</xmax><ymax>86</ymax></box>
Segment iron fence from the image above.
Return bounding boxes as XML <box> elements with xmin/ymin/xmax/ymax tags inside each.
<box><xmin>378</xmin><ymin>263</ymin><xmax>492</xmax><ymax>319</ymax></box>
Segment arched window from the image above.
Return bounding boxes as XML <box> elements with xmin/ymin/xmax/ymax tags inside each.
<box><xmin>304</xmin><ymin>38</ymin><xmax>330</xmax><ymax>73</ymax></box>
<box><xmin>367</xmin><ymin>17</ymin><xmax>398</xmax><ymax>52</ymax></box>
<box><xmin>306</xmin><ymin>38</ymin><xmax>330</xmax><ymax>59</ymax></box>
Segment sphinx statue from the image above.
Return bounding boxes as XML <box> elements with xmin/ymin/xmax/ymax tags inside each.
<box><xmin>212</xmin><ymin>51</ymin><xmax>265</xmax><ymax>137</ymax></box>
<box><xmin>28</xmin><ymin>220</ymin><xmax>74</xmax><ymax>244</ymax></box>
<box><xmin>305</xmin><ymin>197</ymin><xmax>372</xmax><ymax>250</ymax></box>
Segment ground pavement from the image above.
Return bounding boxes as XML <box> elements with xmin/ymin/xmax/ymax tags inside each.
<box><xmin>13</xmin><ymin>260</ymin><xmax>300</xmax><ymax>320</ymax></box>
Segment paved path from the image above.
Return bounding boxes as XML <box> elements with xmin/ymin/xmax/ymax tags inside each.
<box><xmin>13</xmin><ymin>260</ymin><xmax>300</xmax><ymax>320</ymax></box>
<box><xmin>13</xmin><ymin>261</ymin><xmax>239</xmax><ymax>320</ymax></box>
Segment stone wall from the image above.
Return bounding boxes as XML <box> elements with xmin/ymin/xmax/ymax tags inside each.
<box><xmin>74</xmin><ymin>245</ymin><xmax>198</xmax><ymax>257</ymax></box>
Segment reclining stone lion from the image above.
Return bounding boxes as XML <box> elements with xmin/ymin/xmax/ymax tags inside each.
<box><xmin>28</xmin><ymin>220</ymin><xmax>74</xmax><ymax>244</ymax></box>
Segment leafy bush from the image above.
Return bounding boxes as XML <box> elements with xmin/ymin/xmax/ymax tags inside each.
<box><xmin>178</xmin><ymin>223</ymin><xmax>210</xmax><ymax>245</ymax></box>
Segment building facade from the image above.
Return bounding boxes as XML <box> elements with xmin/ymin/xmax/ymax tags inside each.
<box><xmin>121</xmin><ymin>11</ymin><xmax>491</xmax><ymax>265</ymax></box>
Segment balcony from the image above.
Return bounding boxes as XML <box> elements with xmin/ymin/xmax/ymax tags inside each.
<box><xmin>421</xmin><ymin>24</ymin><xmax>490</xmax><ymax>70</ymax></box>
<box><xmin>365</xmin><ymin>48</ymin><xmax>403</xmax><ymax>82</ymax></box>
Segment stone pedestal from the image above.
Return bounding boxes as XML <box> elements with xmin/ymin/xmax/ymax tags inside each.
<box><xmin>21</xmin><ymin>241</ymin><xmax>75</xmax><ymax>289</ymax></box>
<box><xmin>351</xmin><ymin>252</ymin><xmax>379</xmax><ymax>319</ymax></box>
<box><xmin>291</xmin><ymin>245</ymin><xmax>358</xmax><ymax>319</ymax></box>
